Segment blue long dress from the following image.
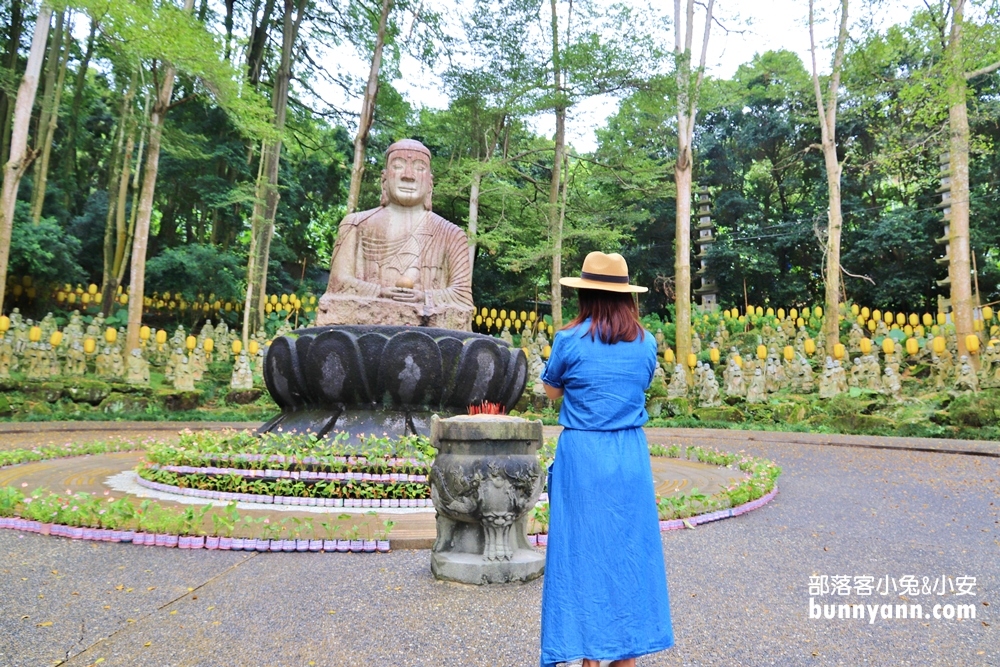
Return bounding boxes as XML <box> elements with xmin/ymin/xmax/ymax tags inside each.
<box><xmin>539</xmin><ymin>321</ymin><xmax>673</xmax><ymax>666</ymax></box>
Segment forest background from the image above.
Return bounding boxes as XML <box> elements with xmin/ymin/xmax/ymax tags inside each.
<box><xmin>0</xmin><ymin>0</ymin><xmax>998</xmax><ymax>336</ymax></box>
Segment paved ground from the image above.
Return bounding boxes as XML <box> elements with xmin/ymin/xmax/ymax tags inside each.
<box><xmin>1</xmin><ymin>424</ymin><xmax>998</xmax><ymax>666</ymax></box>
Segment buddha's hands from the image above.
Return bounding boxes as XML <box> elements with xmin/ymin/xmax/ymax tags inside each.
<box><xmin>381</xmin><ymin>286</ymin><xmax>424</xmax><ymax>303</ymax></box>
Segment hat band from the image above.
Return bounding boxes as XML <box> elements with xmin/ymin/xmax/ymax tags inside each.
<box><xmin>580</xmin><ymin>271</ymin><xmax>629</xmax><ymax>284</ymax></box>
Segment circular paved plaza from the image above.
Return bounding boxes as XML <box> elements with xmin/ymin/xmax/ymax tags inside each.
<box><xmin>0</xmin><ymin>423</ymin><xmax>997</xmax><ymax>666</ymax></box>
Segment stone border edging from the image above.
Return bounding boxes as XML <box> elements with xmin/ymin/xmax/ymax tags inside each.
<box><xmin>658</xmin><ymin>485</ymin><xmax>778</xmax><ymax>530</ymax></box>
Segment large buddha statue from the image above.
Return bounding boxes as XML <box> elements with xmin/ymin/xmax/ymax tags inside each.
<box><xmin>317</xmin><ymin>139</ymin><xmax>474</xmax><ymax>330</ymax></box>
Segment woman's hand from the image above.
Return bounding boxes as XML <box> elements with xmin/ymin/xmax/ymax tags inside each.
<box><xmin>543</xmin><ymin>383</ymin><xmax>563</xmax><ymax>400</ymax></box>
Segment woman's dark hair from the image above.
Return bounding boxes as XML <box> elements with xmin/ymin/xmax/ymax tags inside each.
<box><xmin>563</xmin><ymin>288</ymin><xmax>645</xmax><ymax>344</ymax></box>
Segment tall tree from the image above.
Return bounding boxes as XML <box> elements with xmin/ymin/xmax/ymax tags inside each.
<box><xmin>125</xmin><ymin>0</ymin><xmax>197</xmax><ymax>354</ymax></box>
<box><xmin>808</xmin><ymin>0</ymin><xmax>849</xmax><ymax>351</ymax></box>
<box><xmin>242</xmin><ymin>0</ymin><xmax>309</xmax><ymax>342</ymax></box>
<box><xmin>673</xmin><ymin>0</ymin><xmax>715</xmax><ymax>378</ymax></box>
<box><xmin>30</xmin><ymin>9</ymin><xmax>70</xmax><ymax>224</ymax></box>
<box><xmin>0</xmin><ymin>3</ymin><xmax>51</xmax><ymax>313</ymax></box>
<box><xmin>0</xmin><ymin>0</ymin><xmax>24</xmax><ymax>166</ymax></box>
<box><xmin>345</xmin><ymin>0</ymin><xmax>393</xmax><ymax>215</ymax></box>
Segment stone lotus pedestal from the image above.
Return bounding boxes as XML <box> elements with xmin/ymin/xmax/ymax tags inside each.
<box><xmin>429</xmin><ymin>414</ymin><xmax>545</xmax><ymax>585</ymax></box>
<box><xmin>260</xmin><ymin>325</ymin><xmax>527</xmax><ymax>440</ymax></box>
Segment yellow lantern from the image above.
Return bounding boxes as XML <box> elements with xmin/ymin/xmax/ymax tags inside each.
<box><xmin>0</xmin><ymin>316</ymin><xmax>8</xmax><ymax>333</ymax></box>
<box><xmin>21</xmin><ymin>276</ymin><xmax>31</xmax><ymax>287</ymax></box>
<box><xmin>904</xmin><ymin>325</ymin><xmax>913</xmax><ymax>336</ymax></box>
<box><xmin>56</xmin><ymin>291</ymin><xmax>66</xmax><ymax>303</ymax></box>
<box><xmin>50</xmin><ymin>331</ymin><xmax>62</xmax><ymax>347</ymax></box>
<box><xmin>883</xmin><ymin>310</ymin><xmax>893</xmax><ymax>324</ymax></box>
<box><xmin>280</xmin><ymin>294</ymin><xmax>289</xmax><ymax>305</ymax></box>
<box><xmin>204</xmin><ymin>338</ymin><xmax>214</xmax><ymax>353</ymax></box>
<box><xmin>87</xmin><ymin>284</ymin><xmax>98</xmax><ymax>295</ymax></box>
<box><xmin>140</xmin><ymin>325</ymin><xmax>151</xmax><ymax>341</ymax></box>
<box><xmin>84</xmin><ymin>338</ymin><xmax>96</xmax><ymax>354</ymax></box>
<box><xmin>895</xmin><ymin>312</ymin><xmax>905</xmax><ymax>326</ymax></box>
<box><xmin>922</xmin><ymin>313</ymin><xmax>933</xmax><ymax>327</ymax></box>
<box><xmin>777</xmin><ymin>308</ymin><xmax>785</xmax><ymax>320</ymax></box>
<box><xmin>119</xmin><ymin>293</ymin><xmax>128</xmax><ymax>305</ymax></box>
<box><xmin>850</xmin><ymin>304</ymin><xmax>859</xmax><ymax>316</ymax></box>
<box><xmin>709</xmin><ymin>347</ymin><xmax>720</xmax><ymax>364</ymax></box>
<box><xmin>872</xmin><ymin>309</ymin><xmax>881</xmax><ymax>323</ymax></box>
<box><xmin>103</xmin><ymin>327</ymin><xmax>116</xmax><ymax>344</ymax></box>
<box><xmin>500</xmin><ymin>309</ymin><xmax>507</xmax><ymax>320</ymax></box>
<box><xmin>975</xmin><ymin>319</ymin><xmax>984</xmax><ymax>332</ymax></box>
<box><xmin>664</xmin><ymin>348</ymin><xmax>675</xmax><ymax>364</ymax></box>
<box><xmin>248</xmin><ymin>340</ymin><xmax>260</xmax><ymax>356</ymax></box>
<box><xmin>937</xmin><ymin>313</ymin><xmax>946</xmax><ymax>325</ymax></box>
<box><xmin>915</xmin><ymin>325</ymin><xmax>925</xmax><ymax>338</ymax></box>
<box><xmin>833</xmin><ymin>343</ymin><xmax>845</xmax><ymax>360</ymax></box>
<box><xmin>265</xmin><ymin>303</ymin><xmax>273</xmax><ymax>314</ymax></box>
<box><xmin>486</xmin><ymin>317</ymin><xmax>494</xmax><ymax>329</ymax></box>
<box><xmin>966</xmin><ymin>334</ymin><xmax>980</xmax><ymax>354</ymax></box>
<box><xmin>804</xmin><ymin>339</ymin><xmax>816</xmax><ymax>356</ymax></box>
<box><xmin>514</xmin><ymin>319</ymin><xmax>522</xmax><ymax>330</ymax></box>
<box><xmin>268</xmin><ymin>294</ymin><xmax>277</xmax><ymax>305</ymax></box>
<box><xmin>756</xmin><ymin>344</ymin><xmax>767</xmax><ymax>360</ymax></box>
<box><xmin>905</xmin><ymin>338</ymin><xmax>919</xmax><ymax>356</ymax></box>
<box><xmin>932</xmin><ymin>336</ymin><xmax>946</xmax><ymax>354</ymax></box>
<box><xmin>548</xmin><ymin>325</ymin><xmax>554</xmax><ymax>336</ymax></box>
<box><xmin>542</xmin><ymin>345</ymin><xmax>552</xmax><ymax>359</ymax></box>
<box><xmin>984</xmin><ymin>306</ymin><xmax>994</xmax><ymax>322</ymax></box>
<box><xmin>908</xmin><ymin>313</ymin><xmax>919</xmax><ymax>327</ymax></box>
<box><xmin>857</xmin><ymin>315</ymin><xmax>865</xmax><ymax>326</ymax></box>
<box><xmin>766</xmin><ymin>307</ymin><xmax>774</xmax><ymax>317</ymax></box>
<box><xmin>81</xmin><ymin>293</ymin><xmax>92</xmax><ymax>305</ymax></box>
<box><xmin>686</xmin><ymin>353</ymin><xmax>697</xmax><ymax>368</ymax></box>
<box><xmin>861</xmin><ymin>307</ymin><xmax>870</xmax><ymax>320</ymax></box>
<box><xmin>503</xmin><ymin>319</ymin><xmax>511</xmax><ymax>329</ymax></box>
<box><xmin>29</xmin><ymin>326</ymin><xmax>41</xmax><ymax>342</ymax></box>
<box><xmin>860</xmin><ymin>337</ymin><xmax>872</xmax><ymax>354</ymax></box>
<box><xmin>186</xmin><ymin>335</ymin><xmax>196</xmax><ymax>351</ymax></box>
<box><xmin>224</xmin><ymin>302</ymin><xmax>233</xmax><ymax>312</ymax></box>
<box><xmin>489</xmin><ymin>308</ymin><xmax>497</xmax><ymax>319</ymax></box>
<box><xmin>790</xmin><ymin>308</ymin><xmax>798</xmax><ymax>320</ymax></box>
<box><xmin>475</xmin><ymin>315</ymin><xmax>483</xmax><ymax>326</ymax></box>
<box><xmin>882</xmin><ymin>338</ymin><xmax>894</xmax><ymax>355</ymax></box>
<box><xmin>796</xmin><ymin>317</ymin><xmax>804</xmax><ymax>327</ymax></box>
<box><xmin>733</xmin><ymin>354</ymin><xmax>743</xmax><ymax>368</ymax></box>
<box><xmin>755</xmin><ymin>306</ymin><xmax>763</xmax><ymax>316</ymax></box>
<box><xmin>12</xmin><ymin>285</ymin><xmax>22</xmax><ymax>297</ymax></box>
<box><xmin>815</xmin><ymin>306</ymin><xmax>824</xmax><ymax>318</ymax></box>
<box><xmin>931</xmin><ymin>325</ymin><xmax>940</xmax><ymax>335</ymax></box>
<box><xmin>520</xmin><ymin>311</ymin><xmax>527</xmax><ymax>321</ymax></box>
<box><xmin>529</xmin><ymin>311</ymin><xmax>537</xmax><ymax>321</ymax></box>
<box><xmin>783</xmin><ymin>345</ymin><xmax>794</xmax><ymax>362</ymax></box>
<box><xmin>231</xmin><ymin>339</ymin><xmax>243</xmax><ymax>355</ymax></box>
<box><xmin>867</xmin><ymin>319</ymin><xmax>877</xmax><ymax>332</ymax></box>
<box><xmin>67</xmin><ymin>293</ymin><xmax>76</xmax><ymax>304</ymax></box>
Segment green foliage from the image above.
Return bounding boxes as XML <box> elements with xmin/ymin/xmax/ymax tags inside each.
<box><xmin>9</xmin><ymin>210</ymin><xmax>86</xmax><ymax>284</ymax></box>
<box><xmin>144</xmin><ymin>244</ymin><xmax>245</xmax><ymax>303</ymax></box>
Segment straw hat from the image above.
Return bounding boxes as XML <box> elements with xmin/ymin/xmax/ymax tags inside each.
<box><xmin>559</xmin><ymin>252</ymin><xmax>647</xmax><ymax>293</ymax></box>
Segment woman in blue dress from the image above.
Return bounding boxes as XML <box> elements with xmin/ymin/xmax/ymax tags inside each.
<box><xmin>539</xmin><ymin>251</ymin><xmax>673</xmax><ymax>667</ymax></box>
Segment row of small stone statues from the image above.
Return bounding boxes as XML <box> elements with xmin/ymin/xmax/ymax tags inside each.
<box><xmin>0</xmin><ymin>310</ymin><xmax>268</xmax><ymax>393</ymax></box>
<box><xmin>658</xmin><ymin>344</ymin><xmax>991</xmax><ymax>407</ymax></box>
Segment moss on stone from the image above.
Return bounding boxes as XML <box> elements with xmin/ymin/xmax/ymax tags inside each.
<box><xmin>694</xmin><ymin>406</ymin><xmax>745</xmax><ymax>423</ymax></box>
<box><xmin>64</xmin><ymin>379</ymin><xmax>112</xmax><ymax>405</ymax></box>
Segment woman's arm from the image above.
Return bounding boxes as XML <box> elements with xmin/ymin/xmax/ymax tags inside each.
<box><xmin>543</xmin><ymin>383</ymin><xmax>563</xmax><ymax>400</ymax></box>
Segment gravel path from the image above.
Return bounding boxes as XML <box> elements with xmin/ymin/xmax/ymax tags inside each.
<box><xmin>0</xmin><ymin>426</ymin><xmax>997</xmax><ymax>666</ymax></box>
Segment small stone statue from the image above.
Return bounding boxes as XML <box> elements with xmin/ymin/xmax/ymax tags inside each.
<box><xmin>833</xmin><ymin>360</ymin><xmax>849</xmax><ymax>394</ymax></box>
<box><xmin>818</xmin><ymin>358</ymin><xmax>839</xmax><ymax>399</ymax></box>
<box><xmin>667</xmin><ymin>363</ymin><xmax>688</xmax><ymax>399</ymax></box>
<box><xmin>94</xmin><ymin>346</ymin><xmax>110</xmax><ymax>379</ymax></box>
<box><xmin>173</xmin><ymin>355</ymin><xmax>196</xmax><ymax>391</ymax></box>
<box><xmin>955</xmin><ymin>356</ymin><xmax>978</xmax><ymax>393</ymax></box>
<box><xmin>107</xmin><ymin>346</ymin><xmax>125</xmax><ymax>380</ymax></box>
<box><xmin>882</xmin><ymin>367</ymin><xmax>901</xmax><ymax>400</ymax></box>
<box><xmin>699</xmin><ymin>371</ymin><xmax>722</xmax><ymax>407</ymax></box>
<box><xmin>691</xmin><ymin>331</ymin><xmax>702</xmax><ymax>355</ymax></box>
<box><xmin>500</xmin><ymin>326</ymin><xmax>513</xmax><ymax>345</ymax></box>
<box><xmin>191</xmin><ymin>346</ymin><xmax>207</xmax><ymax>381</ymax></box>
<box><xmin>0</xmin><ymin>338</ymin><xmax>13</xmax><ymax>378</ymax></box>
<box><xmin>764</xmin><ymin>358</ymin><xmax>780</xmax><ymax>393</ymax></box>
<box><xmin>746</xmin><ymin>368</ymin><xmax>766</xmax><ymax>403</ymax></box>
<box><xmin>864</xmin><ymin>354</ymin><xmax>882</xmax><ymax>392</ymax></box>
<box><xmin>848</xmin><ymin>324</ymin><xmax>864</xmax><ymax>354</ymax></box>
<box><xmin>230</xmin><ymin>352</ymin><xmax>254</xmax><ymax>390</ymax></box>
<box><xmin>654</xmin><ymin>330</ymin><xmax>666</xmax><ymax>355</ymax></box>
<box><xmin>723</xmin><ymin>359</ymin><xmax>745</xmax><ymax>397</ymax></box>
<box><xmin>848</xmin><ymin>357</ymin><xmax>862</xmax><ymax>388</ymax></box>
<box><xmin>126</xmin><ymin>349</ymin><xmax>150</xmax><ymax>386</ymax></box>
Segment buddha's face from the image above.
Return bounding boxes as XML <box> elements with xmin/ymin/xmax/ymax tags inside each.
<box><xmin>383</xmin><ymin>150</ymin><xmax>432</xmax><ymax>208</ymax></box>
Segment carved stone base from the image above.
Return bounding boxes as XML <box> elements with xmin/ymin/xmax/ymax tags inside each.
<box><xmin>431</xmin><ymin>549</ymin><xmax>545</xmax><ymax>585</ymax></box>
<box><xmin>316</xmin><ymin>293</ymin><xmax>473</xmax><ymax>331</ymax></box>
<box><xmin>430</xmin><ymin>415</ymin><xmax>545</xmax><ymax>585</ymax></box>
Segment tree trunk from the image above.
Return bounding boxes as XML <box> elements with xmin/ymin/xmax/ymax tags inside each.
<box><xmin>346</xmin><ymin>0</ymin><xmax>393</xmax><ymax>214</ymax></box>
<box><xmin>547</xmin><ymin>0</ymin><xmax>565</xmax><ymax>328</ymax></box>
<box><xmin>30</xmin><ymin>11</ymin><xmax>70</xmax><ymax>224</ymax></box>
<box><xmin>467</xmin><ymin>170</ymin><xmax>481</xmax><ymax>270</ymax></box>
<box><xmin>29</xmin><ymin>9</ymin><xmax>64</xmax><ymax>224</ymax></box>
<box><xmin>246</xmin><ymin>0</ymin><xmax>276</xmax><ymax>88</ymax></box>
<box><xmin>0</xmin><ymin>0</ymin><xmax>24</xmax><ymax>166</ymax></box>
<box><xmin>0</xmin><ymin>4</ymin><xmax>51</xmax><ymax>313</ymax></box>
<box><xmin>808</xmin><ymin>0</ymin><xmax>849</xmax><ymax>352</ymax></box>
<box><xmin>100</xmin><ymin>74</ymin><xmax>137</xmax><ymax>316</ymax></box>
<box><xmin>242</xmin><ymin>0</ymin><xmax>306</xmax><ymax>342</ymax></box>
<box><xmin>61</xmin><ymin>17</ymin><xmax>97</xmax><ymax>214</ymax></box>
<box><xmin>947</xmin><ymin>0</ymin><xmax>974</xmax><ymax>363</ymax></box>
<box><xmin>125</xmin><ymin>0</ymin><xmax>196</xmax><ymax>354</ymax></box>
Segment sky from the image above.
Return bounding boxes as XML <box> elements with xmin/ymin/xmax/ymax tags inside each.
<box><xmin>324</xmin><ymin>0</ymin><xmax>925</xmax><ymax>153</ymax></box>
